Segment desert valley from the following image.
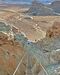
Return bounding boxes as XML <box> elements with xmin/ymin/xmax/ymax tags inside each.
<box><xmin>0</xmin><ymin>0</ymin><xmax>60</xmax><ymax>75</ymax></box>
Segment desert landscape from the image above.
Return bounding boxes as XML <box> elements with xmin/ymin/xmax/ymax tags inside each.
<box><xmin>0</xmin><ymin>0</ymin><xmax>60</xmax><ymax>75</ymax></box>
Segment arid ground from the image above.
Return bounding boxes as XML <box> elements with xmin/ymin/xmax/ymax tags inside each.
<box><xmin>0</xmin><ymin>4</ymin><xmax>60</xmax><ymax>75</ymax></box>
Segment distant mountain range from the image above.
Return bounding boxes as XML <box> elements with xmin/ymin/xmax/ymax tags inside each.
<box><xmin>50</xmin><ymin>1</ymin><xmax>60</xmax><ymax>13</ymax></box>
<box><xmin>0</xmin><ymin>0</ymin><xmax>54</xmax><ymax>4</ymax></box>
<box><xmin>0</xmin><ymin>0</ymin><xmax>60</xmax><ymax>16</ymax></box>
<box><xmin>26</xmin><ymin>0</ymin><xmax>60</xmax><ymax>16</ymax></box>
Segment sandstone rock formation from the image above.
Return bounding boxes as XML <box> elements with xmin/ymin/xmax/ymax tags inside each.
<box><xmin>0</xmin><ymin>32</ymin><xmax>25</xmax><ymax>75</ymax></box>
<box><xmin>46</xmin><ymin>21</ymin><xmax>60</xmax><ymax>38</ymax></box>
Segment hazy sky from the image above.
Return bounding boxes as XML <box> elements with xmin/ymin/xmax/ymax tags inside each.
<box><xmin>0</xmin><ymin>0</ymin><xmax>56</xmax><ymax>4</ymax></box>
